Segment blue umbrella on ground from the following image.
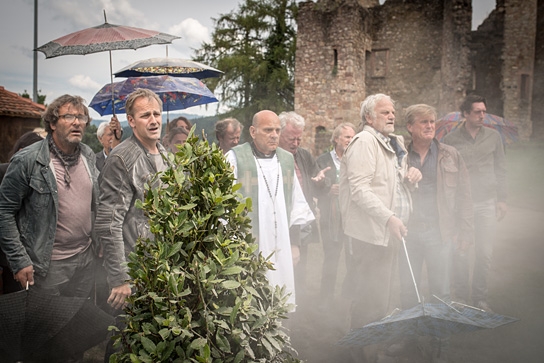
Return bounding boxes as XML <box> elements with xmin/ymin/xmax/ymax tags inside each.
<box><xmin>337</xmin><ymin>238</ymin><xmax>518</xmax><ymax>347</ymax></box>
<box><xmin>89</xmin><ymin>75</ymin><xmax>218</xmax><ymax>117</ymax></box>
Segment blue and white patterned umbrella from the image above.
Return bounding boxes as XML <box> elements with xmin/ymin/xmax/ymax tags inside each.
<box><xmin>89</xmin><ymin>75</ymin><xmax>218</xmax><ymax>116</ymax></box>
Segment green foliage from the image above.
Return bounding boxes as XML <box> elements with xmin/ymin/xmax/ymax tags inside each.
<box><xmin>20</xmin><ymin>89</ymin><xmax>47</xmax><ymax>105</ymax></box>
<box><xmin>111</xmin><ymin>131</ymin><xmax>300</xmax><ymax>363</ymax></box>
<box><xmin>82</xmin><ymin>124</ymin><xmax>102</xmax><ymax>153</ymax></box>
<box><xmin>194</xmin><ymin>0</ymin><xmax>297</xmax><ymax>128</ymax></box>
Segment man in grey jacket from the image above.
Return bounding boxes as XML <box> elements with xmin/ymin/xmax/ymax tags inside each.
<box><xmin>95</xmin><ymin>88</ymin><xmax>168</xmax><ymax>311</ymax></box>
<box><xmin>0</xmin><ymin>94</ymin><xmax>99</xmax><ymax>297</ymax></box>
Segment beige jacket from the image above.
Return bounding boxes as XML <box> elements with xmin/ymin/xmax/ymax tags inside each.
<box><xmin>339</xmin><ymin>125</ymin><xmax>411</xmax><ymax>246</ymax></box>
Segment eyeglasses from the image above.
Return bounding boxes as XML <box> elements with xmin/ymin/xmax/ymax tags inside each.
<box><xmin>58</xmin><ymin>114</ymin><xmax>89</xmax><ymax>123</ymax></box>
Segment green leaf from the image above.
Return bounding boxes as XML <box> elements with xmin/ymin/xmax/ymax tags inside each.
<box><xmin>221</xmin><ymin>280</ymin><xmax>241</xmax><ymax>289</ymax></box>
<box><xmin>264</xmin><ymin>332</ymin><xmax>282</xmax><ymax>352</ymax></box>
<box><xmin>158</xmin><ymin>328</ymin><xmax>170</xmax><ymax>340</ymax></box>
<box><xmin>189</xmin><ymin>337</ymin><xmax>208</xmax><ymax>350</ymax></box>
<box><xmin>221</xmin><ymin>266</ymin><xmax>243</xmax><ymax>275</ymax></box>
<box><xmin>233</xmin><ymin>350</ymin><xmax>245</xmax><ymax>363</ymax></box>
<box><xmin>179</xmin><ymin>203</ymin><xmax>197</xmax><ymax>210</ymax></box>
<box><xmin>216</xmin><ymin>331</ymin><xmax>232</xmax><ymax>353</ymax></box>
<box><xmin>140</xmin><ymin>336</ymin><xmax>156</xmax><ymax>354</ymax></box>
<box><xmin>261</xmin><ymin>336</ymin><xmax>274</xmax><ymax>355</ymax></box>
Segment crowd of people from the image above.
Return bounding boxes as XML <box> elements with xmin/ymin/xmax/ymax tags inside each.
<box><xmin>0</xmin><ymin>90</ymin><xmax>507</xmax><ymax>363</ymax></box>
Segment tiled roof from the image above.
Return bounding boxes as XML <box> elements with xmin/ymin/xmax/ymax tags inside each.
<box><xmin>0</xmin><ymin>86</ymin><xmax>45</xmax><ymax>119</ymax></box>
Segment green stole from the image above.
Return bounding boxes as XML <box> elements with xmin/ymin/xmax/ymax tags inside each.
<box><xmin>232</xmin><ymin>143</ymin><xmax>295</xmax><ymax>236</ymax></box>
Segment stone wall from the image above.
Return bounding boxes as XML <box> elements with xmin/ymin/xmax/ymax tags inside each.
<box><xmin>439</xmin><ymin>0</ymin><xmax>473</xmax><ymax>117</ymax></box>
<box><xmin>502</xmin><ymin>0</ymin><xmax>537</xmax><ymax>140</ymax></box>
<box><xmin>295</xmin><ymin>0</ymin><xmax>372</xmax><ymax>155</ymax></box>
<box><xmin>532</xmin><ymin>0</ymin><xmax>544</xmax><ymax>139</ymax></box>
<box><xmin>295</xmin><ymin>0</ymin><xmax>540</xmax><ymax>148</ymax></box>
<box><xmin>471</xmin><ymin>6</ymin><xmax>505</xmax><ymax>116</ymax></box>
<box><xmin>365</xmin><ymin>1</ymin><xmax>449</xmax><ymax>118</ymax></box>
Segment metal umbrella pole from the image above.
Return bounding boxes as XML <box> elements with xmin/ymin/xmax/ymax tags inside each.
<box><xmin>402</xmin><ymin>237</ymin><xmax>421</xmax><ymax>303</ymax></box>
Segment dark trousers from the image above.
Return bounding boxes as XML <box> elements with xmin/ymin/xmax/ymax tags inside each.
<box><xmin>399</xmin><ymin>228</ymin><xmax>451</xmax><ymax>308</ymax></box>
<box><xmin>34</xmin><ymin>246</ymin><xmax>95</xmax><ymax>298</ymax></box>
<box><xmin>33</xmin><ymin>246</ymin><xmax>95</xmax><ymax>363</ymax></box>
<box><xmin>452</xmin><ymin>199</ymin><xmax>496</xmax><ymax>302</ymax></box>
<box><xmin>348</xmin><ymin>240</ymin><xmax>399</xmax><ymax>330</ymax></box>
<box><xmin>320</xmin><ymin>230</ymin><xmax>351</xmax><ymax>302</ymax></box>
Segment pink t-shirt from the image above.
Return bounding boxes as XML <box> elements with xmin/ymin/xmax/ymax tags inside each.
<box><xmin>50</xmin><ymin>153</ymin><xmax>93</xmax><ymax>260</ymax></box>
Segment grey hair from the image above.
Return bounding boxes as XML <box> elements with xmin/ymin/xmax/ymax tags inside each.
<box><xmin>359</xmin><ymin>93</ymin><xmax>394</xmax><ymax>126</ymax></box>
<box><xmin>331</xmin><ymin>122</ymin><xmax>356</xmax><ymax>146</ymax></box>
<box><xmin>279</xmin><ymin>111</ymin><xmax>305</xmax><ymax>130</ymax></box>
<box><xmin>404</xmin><ymin>104</ymin><xmax>437</xmax><ymax>126</ymax></box>
<box><xmin>96</xmin><ymin>121</ymin><xmax>109</xmax><ymax>140</ymax></box>
<box><xmin>215</xmin><ymin>118</ymin><xmax>243</xmax><ymax>140</ymax></box>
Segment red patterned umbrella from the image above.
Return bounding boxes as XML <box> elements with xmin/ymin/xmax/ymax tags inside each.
<box><xmin>36</xmin><ymin>11</ymin><xmax>179</xmax><ymax>58</ymax></box>
<box><xmin>36</xmin><ymin>11</ymin><xmax>180</xmax><ymax>115</ymax></box>
<box><xmin>435</xmin><ymin>112</ymin><xmax>519</xmax><ymax>145</ymax></box>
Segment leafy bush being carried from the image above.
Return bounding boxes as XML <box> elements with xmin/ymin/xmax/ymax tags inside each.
<box><xmin>110</xmin><ymin>131</ymin><xmax>300</xmax><ymax>363</ymax></box>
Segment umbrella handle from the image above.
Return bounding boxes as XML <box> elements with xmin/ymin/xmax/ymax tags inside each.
<box><xmin>109</xmin><ymin>50</ymin><xmax>115</xmax><ymax>117</ymax></box>
<box><xmin>402</xmin><ymin>237</ymin><xmax>421</xmax><ymax>303</ymax></box>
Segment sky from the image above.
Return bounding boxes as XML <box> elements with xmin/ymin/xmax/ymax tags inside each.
<box><xmin>0</xmin><ymin>0</ymin><xmax>495</xmax><ymax>122</ymax></box>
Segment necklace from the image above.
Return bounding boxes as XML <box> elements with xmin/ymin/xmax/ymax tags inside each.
<box><xmin>253</xmin><ymin>152</ymin><xmax>280</xmax><ymax>244</ymax></box>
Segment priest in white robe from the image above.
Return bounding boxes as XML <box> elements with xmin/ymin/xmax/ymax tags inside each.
<box><xmin>225</xmin><ymin>110</ymin><xmax>314</xmax><ymax>309</ymax></box>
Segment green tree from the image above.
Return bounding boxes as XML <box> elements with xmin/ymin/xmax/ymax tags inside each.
<box><xmin>194</xmin><ymin>0</ymin><xmax>297</xmax><ymax>128</ymax></box>
<box><xmin>82</xmin><ymin>124</ymin><xmax>102</xmax><ymax>153</ymax></box>
<box><xmin>111</xmin><ymin>132</ymin><xmax>300</xmax><ymax>363</ymax></box>
<box><xmin>20</xmin><ymin>89</ymin><xmax>47</xmax><ymax>105</ymax></box>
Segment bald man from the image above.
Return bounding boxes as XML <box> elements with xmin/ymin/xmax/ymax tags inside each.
<box><xmin>225</xmin><ymin>110</ymin><xmax>314</xmax><ymax>310</ymax></box>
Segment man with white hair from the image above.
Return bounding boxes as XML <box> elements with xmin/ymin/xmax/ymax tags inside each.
<box><xmin>278</xmin><ymin>111</ymin><xmax>329</xmax><ymax>301</ymax></box>
<box><xmin>95</xmin><ymin>116</ymin><xmax>122</xmax><ymax>172</ymax></box>
<box><xmin>339</xmin><ymin>93</ymin><xmax>421</xmax><ymax>362</ymax></box>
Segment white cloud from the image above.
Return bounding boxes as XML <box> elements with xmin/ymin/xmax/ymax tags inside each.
<box><xmin>69</xmin><ymin>74</ymin><xmax>102</xmax><ymax>91</ymax></box>
<box><xmin>169</xmin><ymin>18</ymin><xmax>210</xmax><ymax>48</ymax></box>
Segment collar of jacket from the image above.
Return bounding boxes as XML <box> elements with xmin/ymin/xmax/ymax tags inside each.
<box><xmin>129</xmin><ymin>134</ymin><xmax>166</xmax><ymax>155</ymax></box>
<box><xmin>363</xmin><ymin>125</ymin><xmax>403</xmax><ymax>155</ymax></box>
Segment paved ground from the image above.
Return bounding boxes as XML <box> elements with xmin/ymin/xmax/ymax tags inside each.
<box><xmin>289</xmin><ymin>203</ymin><xmax>544</xmax><ymax>363</ymax></box>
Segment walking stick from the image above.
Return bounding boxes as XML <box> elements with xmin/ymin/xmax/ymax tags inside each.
<box><xmin>402</xmin><ymin>237</ymin><xmax>421</xmax><ymax>303</ymax></box>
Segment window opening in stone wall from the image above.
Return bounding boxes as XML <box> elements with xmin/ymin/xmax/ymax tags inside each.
<box><xmin>520</xmin><ymin>74</ymin><xmax>530</xmax><ymax>101</ymax></box>
<box><xmin>333</xmin><ymin>49</ymin><xmax>338</xmax><ymax>76</ymax></box>
<box><xmin>369</xmin><ymin>49</ymin><xmax>389</xmax><ymax>78</ymax></box>
<box><xmin>314</xmin><ymin>126</ymin><xmax>331</xmax><ymax>156</ymax></box>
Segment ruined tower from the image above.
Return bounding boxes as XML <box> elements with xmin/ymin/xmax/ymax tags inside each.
<box><xmin>295</xmin><ymin>0</ymin><xmax>473</xmax><ymax>154</ymax></box>
<box><xmin>295</xmin><ymin>0</ymin><xmax>373</xmax><ymax>155</ymax></box>
<box><xmin>295</xmin><ymin>0</ymin><xmax>541</xmax><ymax>148</ymax></box>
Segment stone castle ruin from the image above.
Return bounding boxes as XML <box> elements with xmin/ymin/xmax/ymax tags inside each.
<box><xmin>294</xmin><ymin>0</ymin><xmax>543</xmax><ymax>155</ymax></box>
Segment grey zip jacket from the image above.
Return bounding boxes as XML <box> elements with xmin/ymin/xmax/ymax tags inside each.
<box><xmin>95</xmin><ymin>135</ymin><xmax>167</xmax><ymax>288</ymax></box>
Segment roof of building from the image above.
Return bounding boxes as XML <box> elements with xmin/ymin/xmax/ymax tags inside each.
<box><xmin>0</xmin><ymin>86</ymin><xmax>45</xmax><ymax>119</ymax></box>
